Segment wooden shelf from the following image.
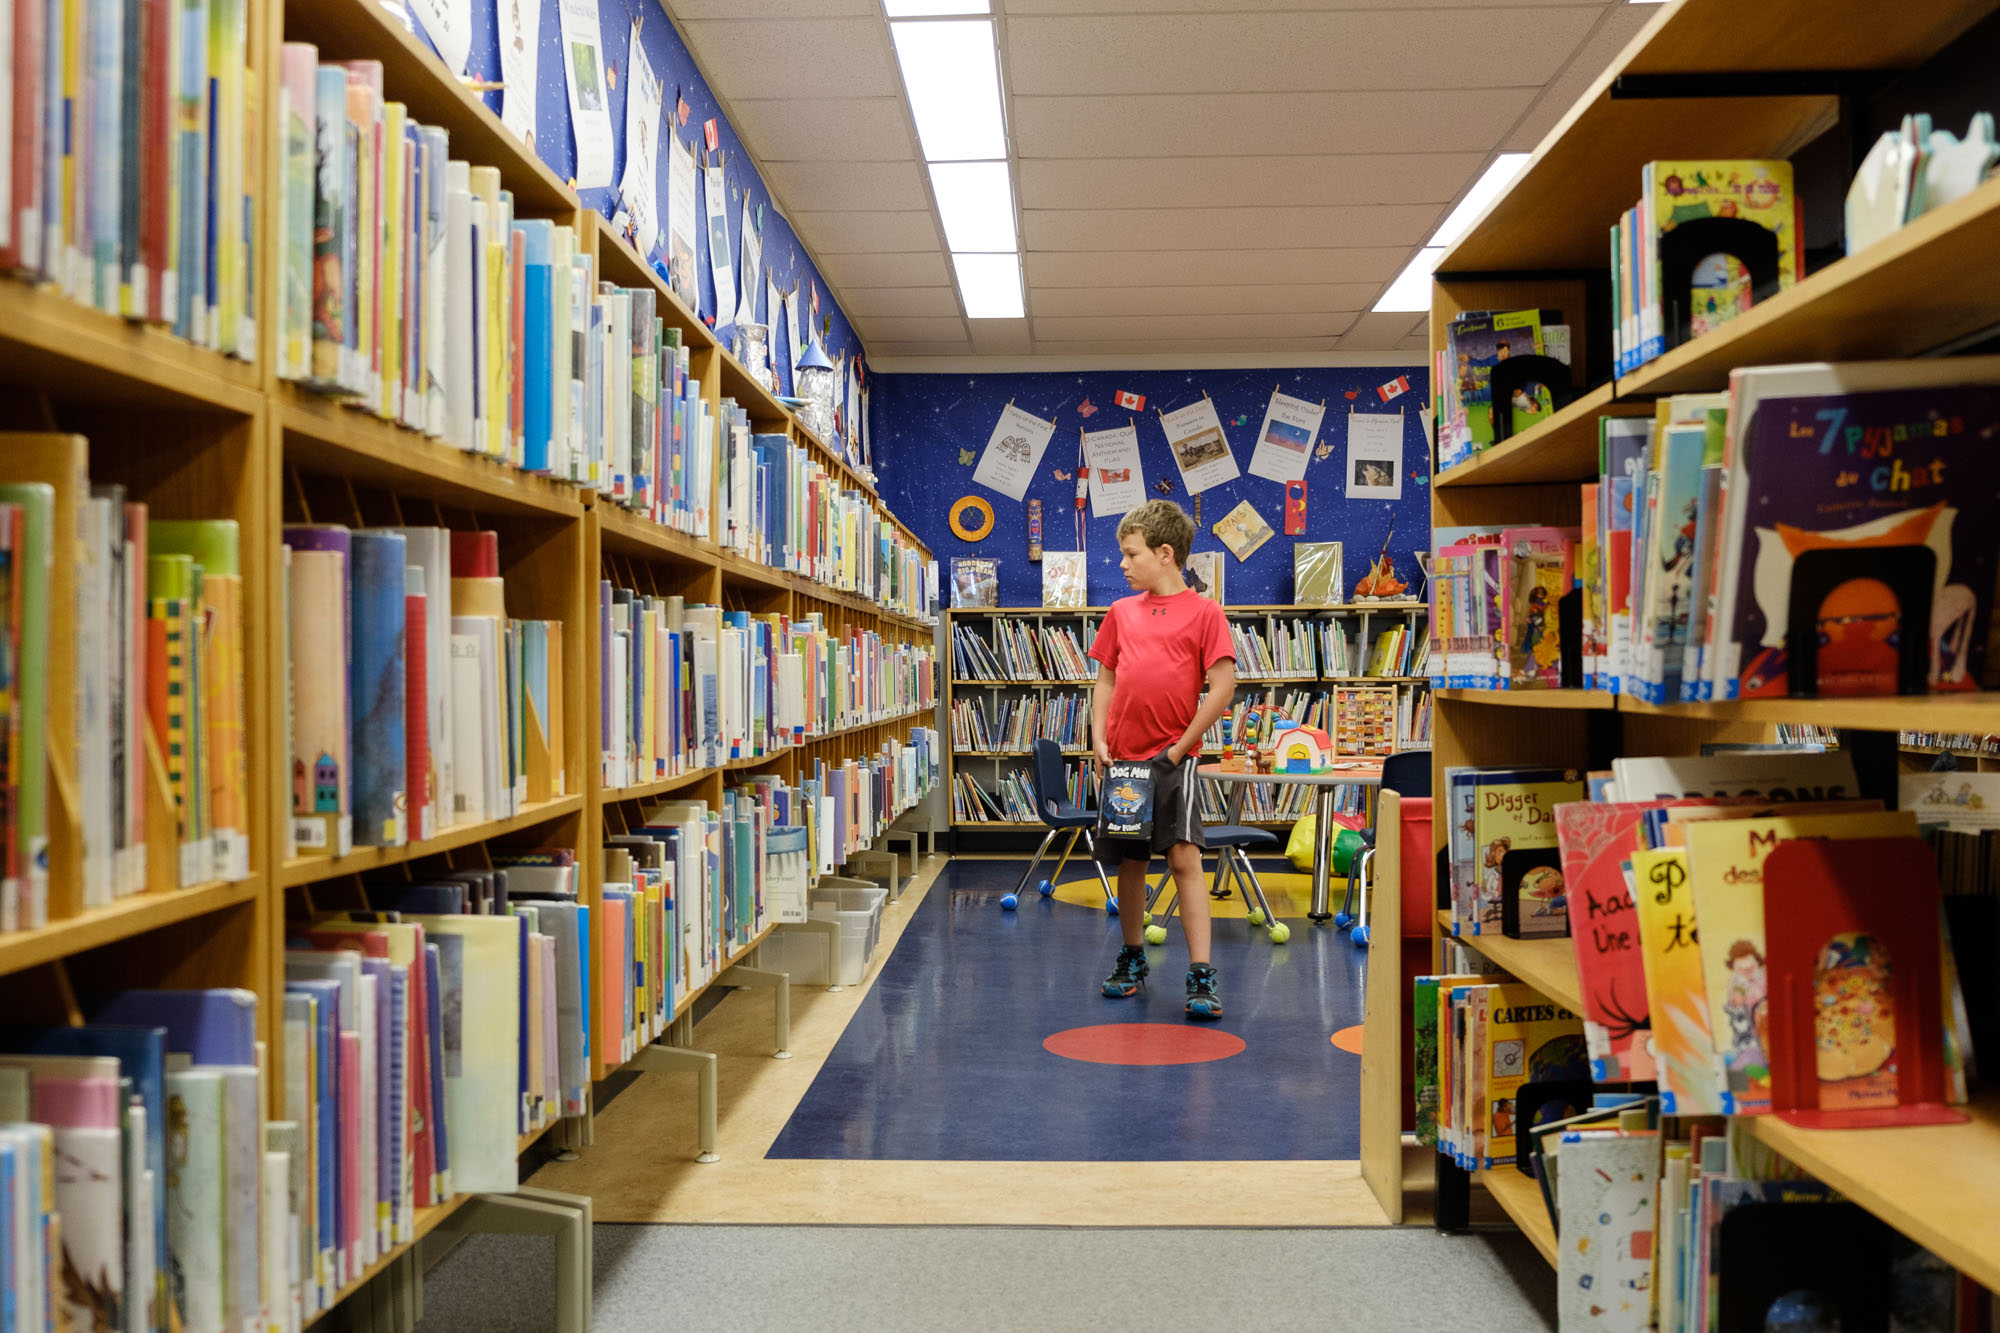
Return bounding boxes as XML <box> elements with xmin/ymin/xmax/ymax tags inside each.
<box><xmin>1434</xmin><ymin>384</ymin><xmax>1652</xmax><ymax>489</ymax></box>
<box><xmin>1748</xmin><ymin>1093</ymin><xmax>2000</xmax><ymax>1293</ymax></box>
<box><xmin>0</xmin><ymin>878</ymin><xmax>263</xmax><ymax>980</ymax></box>
<box><xmin>281</xmin><ymin>796</ymin><xmax>586</xmax><ymax>889</ymax></box>
<box><xmin>302</xmin><ymin>1195</ymin><xmax>473</xmax><ymax>1331</ymax></box>
<box><xmin>593</xmin><ymin>501</ymin><xmax>715</xmax><ymax>565</ymax></box>
<box><xmin>1620</xmin><ymin>173</ymin><xmax>2000</xmax><ymax>396</ymax></box>
<box><xmin>1474</xmin><ymin>1168</ymin><xmax>1558</xmax><ymax>1268</ymax></box>
<box><xmin>1435</xmin><ymin>911</ymin><xmax>1585</xmax><ymax>1014</ymax></box>
<box><xmin>951</xmin><ymin>678</ymin><xmax>1096</xmax><ymax>688</ymax></box>
<box><xmin>1619</xmin><ymin>691</ymin><xmax>2000</xmax><ymax>732</ymax></box>
<box><xmin>950</xmin><ymin>602</ymin><xmax>1427</xmax><ymax>615</ymax></box>
<box><xmin>0</xmin><ymin>281</ymin><xmax>264</xmax><ymax>414</ymax></box>
<box><xmin>1433</xmin><ymin>688</ymin><xmax>1616</xmax><ymax>712</ymax></box>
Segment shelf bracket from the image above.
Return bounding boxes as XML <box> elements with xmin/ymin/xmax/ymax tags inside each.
<box><xmin>628</xmin><ymin>1041</ymin><xmax>721</xmax><ymax>1162</ymax></box>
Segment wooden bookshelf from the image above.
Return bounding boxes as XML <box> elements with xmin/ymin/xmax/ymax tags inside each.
<box><xmin>1433</xmin><ymin>384</ymin><xmax>1648</xmax><ymax>490</ymax></box>
<box><xmin>1433</xmin><ymin>912</ymin><xmax>1585</xmax><ymax>1014</ymax></box>
<box><xmin>1474</xmin><ymin>1168</ymin><xmax>1558</xmax><ymax>1267</ymax></box>
<box><xmin>1433</xmin><ymin>688</ymin><xmax>1617</xmax><ymax>712</ymax></box>
<box><xmin>280</xmin><ymin>797</ymin><xmax>587</xmax><ymax>890</ymax></box>
<box><xmin>0</xmin><ymin>878</ymin><xmax>265</xmax><ymax>981</ymax></box>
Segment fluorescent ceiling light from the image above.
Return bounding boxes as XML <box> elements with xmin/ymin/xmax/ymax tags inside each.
<box><xmin>884</xmin><ymin>0</ymin><xmax>989</xmax><ymax>13</ymax></box>
<box><xmin>891</xmin><ymin>20</ymin><xmax>1006</xmax><ymax>162</ymax></box>
<box><xmin>929</xmin><ymin>162</ymin><xmax>1016</xmax><ymax>252</ymax></box>
<box><xmin>1427</xmin><ymin>153</ymin><xmax>1530</xmax><ymax>249</ymax></box>
<box><xmin>1372</xmin><ymin>247</ymin><xmax>1444</xmax><ymax>313</ymax></box>
<box><xmin>952</xmin><ymin>252</ymin><xmax>1023</xmax><ymax>319</ymax></box>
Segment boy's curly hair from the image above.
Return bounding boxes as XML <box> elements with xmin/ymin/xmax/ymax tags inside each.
<box><xmin>1116</xmin><ymin>499</ymin><xmax>1195</xmax><ymax>569</ymax></box>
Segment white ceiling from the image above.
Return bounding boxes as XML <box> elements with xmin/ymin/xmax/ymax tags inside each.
<box><xmin>669</xmin><ymin>0</ymin><xmax>1657</xmax><ymax>368</ymax></box>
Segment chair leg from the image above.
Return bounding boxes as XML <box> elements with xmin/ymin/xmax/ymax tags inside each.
<box><xmin>1082</xmin><ymin>831</ymin><xmax>1117</xmax><ymax>911</ymax></box>
<box><xmin>1232</xmin><ymin>850</ymin><xmax>1288</xmax><ymax>943</ymax></box>
<box><xmin>1352</xmin><ymin>848</ymin><xmax>1377</xmax><ymax>946</ymax></box>
<box><xmin>1209</xmin><ymin>844</ymin><xmax>1236</xmax><ymax>899</ymax></box>
<box><xmin>1011</xmin><ymin>829</ymin><xmax>1060</xmax><ymax>898</ymax></box>
<box><xmin>1047</xmin><ymin>827</ymin><xmax>1082</xmax><ymax>888</ymax></box>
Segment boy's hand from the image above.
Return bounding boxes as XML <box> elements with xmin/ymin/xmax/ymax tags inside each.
<box><xmin>1093</xmin><ymin>740</ymin><xmax>1111</xmax><ymax>767</ymax></box>
<box><xmin>1164</xmin><ymin>742</ymin><xmax>1186</xmax><ymax>765</ymax></box>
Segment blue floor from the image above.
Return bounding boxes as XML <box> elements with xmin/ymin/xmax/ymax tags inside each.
<box><xmin>767</xmin><ymin>858</ymin><xmax>1367</xmax><ymax>1161</ymax></box>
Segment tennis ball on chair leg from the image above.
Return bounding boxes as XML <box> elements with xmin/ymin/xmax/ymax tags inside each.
<box><xmin>1001</xmin><ymin>893</ymin><xmax>1019</xmax><ymax>911</ymax></box>
<box><xmin>1143</xmin><ymin>923</ymin><xmax>1167</xmax><ymax>946</ymax></box>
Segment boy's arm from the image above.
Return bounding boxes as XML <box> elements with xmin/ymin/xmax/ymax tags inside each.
<box><xmin>1167</xmin><ymin>657</ymin><xmax>1236</xmax><ymax>765</ymax></box>
<box><xmin>1092</xmin><ymin>664</ymin><xmax>1114</xmax><ymax>766</ymax></box>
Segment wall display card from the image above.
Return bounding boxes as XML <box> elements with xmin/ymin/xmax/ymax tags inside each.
<box><xmin>497</xmin><ymin>0</ymin><xmax>541</xmax><ymax>149</ymax></box>
<box><xmin>556</xmin><ymin>0</ymin><xmax>613</xmax><ymax>189</ymax></box>
<box><xmin>785</xmin><ymin>288</ymin><xmax>802</xmax><ymax>393</ymax></box>
<box><xmin>1213</xmin><ymin>499</ymin><xmax>1274</xmax><ymax>563</ymax></box>
<box><xmin>704</xmin><ymin>164</ymin><xmax>735</xmax><ymax>328</ymax></box>
<box><xmin>972</xmin><ymin>402</ymin><xmax>1058</xmax><ymax>503</ymax></box>
<box><xmin>667</xmin><ymin>132</ymin><xmax>698</xmax><ymax>310</ymax></box>
<box><xmin>1082</xmin><ymin>424</ymin><xmax>1146</xmax><ymax>517</ymax></box>
<box><xmin>618</xmin><ymin>22</ymin><xmax>662</xmax><ymax>255</ymax></box>
<box><xmin>734</xmin><ymin>199</ymin><xmax>760</xmax><ymax>328</ymax></box>
<box><xmin>1160</xmin><ymin>398</ymin><xmax>1239</xmax><ymax>495</ymax></box>
<box><xmin>1248</xmin><ymin>389</ymin><xmax>1325</xmax><ymax>484</ymax></box>
<box><xmin>410</xmin><ymin>0</ymin><xmax>472</xmax><ymax>75</ymax></box>
<box><xmin>1345</xmin><ymin>412</ymin><xmax>1404</xmax><ymax>500</ymax></box>
<box><xmin>860</xmin><ymin>385</ymin><xmax>871</xmax><ymax>466</ymax></box>
<box><xmin>847</xmin><ymin>358</ymin><xmax>862</xmax><ymax>453</ymax></box>
<box><xmin>766</xmin><ymin>274</ymin><xmax>785</xmax><ymax>388</ymax></box>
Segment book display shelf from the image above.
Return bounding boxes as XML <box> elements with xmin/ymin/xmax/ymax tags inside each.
<box><xmin>0</xmin><ymin>0</ymin><xmax>937</xmax><ymax>1324</ymax></box>
<box><xmin>1356</xmin><ymin>0</ymin><xmax>2000</xmax><ymax>1297</ymax></box>
<box><xmin>944</xmin><ymin>603</ymin><xmax>1428</xmax><ymax>831</ymax></box>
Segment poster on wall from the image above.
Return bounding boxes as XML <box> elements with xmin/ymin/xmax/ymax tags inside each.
<box><xmin>767</xmin><ymin>276</ymin><xmax>787</xmax><ymax>391</ymax></box>
<box><xmin>972</xmin><ymin>402</ymin><xmax>1058</xmax><ymax>503</ymax></box>
<box><xmin>555</xmin><ymin>0</ymin><xmax>614</xmax><ymax>189</ymax></box>
<box><xmin>1247</xmin><ymin>389</ymin><xmax>1325</xmax><ymax>484</ymax></box>
<box><xmin>1081</xmin><ymin>425</ymin><xmax>1146</xmax><ymax>516</ymax></box>
<box><xmin>705</xmin><ymin>163</ymin><xmax>736</xmax><ymax>329</ymax></box>
<box><xmin>667</xmin><ymin>132</ymin><xmax>699</xmax><ymax>309</ymax></box>
<box><xmin>498</xmin><ymin>0</ymin><xmax>541</xmax><ymax>149</ymax></box>
<box><xmin>785</xmin><ymin>285</ymin><xmax>802</xmax><ymax>384</ymax></box>
<box><xmin>1345</xmin><ymin>412</ymin><xmax>1405</xmax><ymax>500</ymax></box>
<box><xmin>618</xmin><ymin>20</ymin><xmax>663</xmax><ymax>255</ymax></box>
<box><xmin>735</xmin><ymin>199</ymin><xmax>761</xmax><ymax>328</ymax></box>
<box><xmin>1160</xmin><ymin>398</ymin><xmax>1239</xmax><ymax>495</ymax></box>
<box><xmin>410</xmin><ymin>0</ymin><xmax>472</xmax><ymax>76</ymax></box>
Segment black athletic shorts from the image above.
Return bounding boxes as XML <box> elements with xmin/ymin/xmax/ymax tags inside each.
<box><xmin>1093</xmin><ymin>751</ymin><xmax>1206</xmax><ymax>864</ymax></box>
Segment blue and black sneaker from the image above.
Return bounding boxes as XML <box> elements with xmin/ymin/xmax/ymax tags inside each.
<box><xmin>1185</xmin><ymin>963</ymin><xmax>1222</xmax><ymax>1020</ymax></box>
<box><xmin>1102</xmin><ymin>945</ymin><xmax>1149</xmax><ymax>998</ymax></box>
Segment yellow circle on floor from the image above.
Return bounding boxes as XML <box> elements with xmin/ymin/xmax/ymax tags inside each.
<box><xmin>1049</xmin><ymin>869</ymin><xmax>1323</xmax><ymax>920</ymax></box>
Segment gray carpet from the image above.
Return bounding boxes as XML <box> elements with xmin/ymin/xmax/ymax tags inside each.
<box><xmin>413</xmin><ymin>1224</ymin><xmax>1558</xmax><ymax>1331</ymax></box>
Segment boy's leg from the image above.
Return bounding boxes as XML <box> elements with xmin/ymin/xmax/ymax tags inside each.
<box><xmin>1116</xmin><ymin>858</ymin><xmax>1149</xmax><ymax>949</ymax></box>
<box><xmin>1166</xmin><ymin>841</ymin><xmax>1208</xmax><ymax>964</ymax></box>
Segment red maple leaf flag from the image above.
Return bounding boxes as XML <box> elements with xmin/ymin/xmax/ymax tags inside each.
<box><xmin>1376</xmin><ymin>375</ymin><xmax>1411</xmax><ymax>403</ymax></box>
<box><xmin>703</xmin><ymin>118</ymin><xmax>720</xmax><ymax>152</ymax></box>
<box><xmin>1113</xmin><ymin>390</ymin><xmax>1144</xmax><ymax>411</ymax></box>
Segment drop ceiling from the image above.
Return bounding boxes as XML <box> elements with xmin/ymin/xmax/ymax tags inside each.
<box><xmin>667</xmin><ymin>0</ymin><xmax>1658</xmax><ymax>368</ymax></box>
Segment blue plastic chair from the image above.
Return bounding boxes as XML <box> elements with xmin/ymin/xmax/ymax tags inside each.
<box><xmin>1001</xmin><ymin>739</ymin><xmax>1117</xmax><ymax>912</ymax></box>
<box><xmin>1340</xmin><ymin>749</ymin><xmax>1432</xmax><ymax>945</ymax></box>
<box><xmin>1142</xmin><ymin>823</ymin><xmax>1289</xmax><ymax>944</ymax></box>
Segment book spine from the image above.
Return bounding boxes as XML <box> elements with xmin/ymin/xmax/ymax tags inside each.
<box><xmin>347</xmin><ymin>532</ymin><xmax>406</xmax><ymax>847</ymax></box>
<box><xmin>404</xmin><ymin>577</ymin><xmax>429</xmax><ymax>843</ymax></box>
<box><xmin>164</xmin><ymin>1070</ymin><xmax>226</xmax><ymax>1333</ymax></box>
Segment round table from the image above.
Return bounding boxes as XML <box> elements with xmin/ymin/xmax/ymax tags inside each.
<box><xmin>1196</xmin><ymin>762</ymin><xmax>1384</xmax><ymax>922</ymax></box>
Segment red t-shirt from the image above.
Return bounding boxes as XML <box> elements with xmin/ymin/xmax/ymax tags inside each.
<box><xmin>1088</xmin><ymin>590</ymin><xmax>1235</xmax><ymax>759</ymax></box>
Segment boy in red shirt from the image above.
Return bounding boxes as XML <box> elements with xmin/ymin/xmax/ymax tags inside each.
<box><xmin>1088</xmin><ymin>500</ymin><xmax>1238</xmax><ymax>1019</ymax></box>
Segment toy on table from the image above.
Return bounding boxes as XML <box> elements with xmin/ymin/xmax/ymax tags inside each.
<box><xmin>1218</xmin><ymin>703</ymin><xmax>1289</xmax><ymax>773</ymax></box>
<box><xmin>1268</xmin><ymin>720</ymin><xmax>1338</xmax><ymax>775</ymax></box>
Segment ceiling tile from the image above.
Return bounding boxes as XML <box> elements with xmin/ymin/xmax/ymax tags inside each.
<box><xmin>678</xmin><ymin>19</ymin><xmax>900</xmax><ymax>101</ymax></box>
<box><xmin>762</xmin><ymin>160</ymin><xmax>930</xmax><ymax>213</ymax></box>
<box><xmin>1031</xmin><ymin>283</ymin><xmax>1382</xmax><ymax>317</ymax></box>
<box><xmin>1026</xmin><ymin>247</ymin><xmax>1407</xmax><ymax>288</ymax></box>
<box><xmin>969</xmin><ymin>320</ymin><xmax>1034</xmax><ymax>356</ymax></box>
<box><xmin>1503</xmin><ymin>5</ymin><xmax>1657</xmax><ymax>151</ymax></box>
<box><xmin>1019</xmin><ymin>154</ymin><xmax>1485</xmax><ymax>211</ymax></box>
<box><xmin>1034</xmin><ymin>313</ymin><xmax>1355</xmax><ymax>342</ymax></box>
<box><xmin>854</xmin><ymin>315</ymin><xmax>969</xmax><ymax>341</ymax></box>
<box><xmin>1007</xmin><ymin>0</ymin><xmax>1603</xmax><ymax>11</ymax></box>
<box><xmin>868</xmin><ymin>339</ymin><xmax>975</xmax><ymax>357</ymax></box>
<box><xmin>1338</xmin><ymin>312</ymin><xmax>1432</xmax><ymax>349</ymax></box>
<box><xmin>1016</xmin><ymin>337</ymin><xmax>1351</xmax><ymax>355</ymax></box>
<box><xmin>840</xmin><ymin>287</ymin><xmax>962</xmax><ymax>317</ymax></box>
<box><xmin>815</xmin><ymin>251</ymin><xmax>952</xmax><ymax>289</ymax></box>
<box><xmin>1023</xmin><ymin>203</ymin><xmax>1445</xmax><ymax>253</ymax></box>
<box><xmin>669</xmin><ymin>0</ymin><xmax>875</xmax><ymax>16</ymax></box>
<box><xmin>791</xmin><ymin>210</ymin><xmax>942</xmax><ymax>253</ymax></box>
<box><xmin>726</xmin><ymin>99</ymin><xmax>916</xmax><ymax>162</ymax></box>
<box><xmin>1006</xmin><ymin>10</ymin><xmax>1602</xmax><ymax>96</ymax></box>
<box><xmin>1013</xmin><ymin>88</ymin><xmax>1537</xmax><ymax>159</ymax></box>
<box><xmin>1394</xmin><ymin>332</ymin><xmax>1433</xmax><ymax>351</ymax></box>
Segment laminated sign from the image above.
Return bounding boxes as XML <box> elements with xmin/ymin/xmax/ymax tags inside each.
<box><xmin>1100</xmin><ymin>760</ymin><xmax>1157</xmax><ymax>841</ymax></box>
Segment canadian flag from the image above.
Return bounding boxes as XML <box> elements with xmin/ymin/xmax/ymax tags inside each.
<box><xmin>1376</xmin><ymin>375</ymin><xmax>1411</xmax><ymax>403</ymax></box>
<box><xmin>1113</xmin><ymin>390</ymin><xmax>1145</xmax><ymax>411</ymax></box>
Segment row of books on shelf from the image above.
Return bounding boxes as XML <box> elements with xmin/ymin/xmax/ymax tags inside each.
<box><xmin>1434</xmin><ymin>308</ymin><xmax>1570</xmax><ymax>472</ymax></box>
<box><xmin>718</xmin><ymin>429</ymin><xmax>933</xmax><ymax>618</ymax></box>
<box><xmin>1442</xmin><ymin>747</ymin><xmax>1994</xmax><ymax>1119</ymax></box>
<box><xmin>948</xmin><ymin>693</ymin><xmax>1089</xmax><ymax>754</ymax></box>
<box><xmin>285</xmin><ymin>526</ymin><xmax>562</xmax><ymax>860</ymax></box>
<box><xmin>1227</xmin><ymin>617</ymin><xmax>1317</xmax><ymax>679</ymax></box>
<box><xmin>1417</xmin><ymin>1012</ymin><xmax>1986</xmax><ymax>1331</ymax></box>
<box><xmin>1</xmin><ymin>439</ymin><xmax>255</xmax><ymax>937</ymax></box>
<box><xmin>599</xmin><ymin>584</ymin><xmax>937</xmax><ymax>790</ymax></box>
<box><xmin>948</xmin><ymin>620</ymin><xmax>1095</xmax><ymax>683</ymax></box>
<box><xmin>0</xmin><ymin>0</ymin><xmax>256</xmax><ymax>356</ymax></box>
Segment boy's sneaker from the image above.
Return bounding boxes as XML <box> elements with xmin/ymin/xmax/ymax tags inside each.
<box><xmin>1185</xmin><ymin>963</ymin><xmax>1222</xmax><ymax>1020</ymax></box>
<box><xmin>1103</xmin><ymin>945</ymin><xmax>1150</xmax><ymax>998</ymax></box>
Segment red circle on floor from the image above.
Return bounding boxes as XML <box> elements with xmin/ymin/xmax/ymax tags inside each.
<box><xmin>1043</xmin><ymin>1023</ymin><xmax>1246</xmax><ymax>1066</ymax></box>
<box><xmin>1330</xmin><ymin>1025</ymin><xmax>1365</xmax><ymax>1055</ymax></box>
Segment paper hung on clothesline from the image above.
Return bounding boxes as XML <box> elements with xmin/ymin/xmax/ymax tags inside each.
<box><xmin>705</xmin><ymin>164</ymin><xmax>736</xmax><ymax>329</ymax></box>
<box><xmin>785</xmin><ymin>288</ymin><xmax>802</xmax><ymax>390</ymax></box>
<box><xmin>498</xmin><ymin>0</ymin><xmax>541</xmax><ymax>149</ymax></box>
<box><xmin>860</xmin><ymin>386</ymin><xmax>872</xmax><ymax>467</ymax></box>
<box><xmin>973</xmin><ymin>403</ymin><xmax>1058</xmax><ymax>503</ymax></box>
<box><xmin>735</xmin><ymin>199</ymin><xmax>761</xmax><ymax>328</ymax></box>
<box><xmin>555</xmin><ymin>0</ymin><xmax>614</xmax><ymax>189</ymax></box>
<box><xmin>1345</xmin><ymin>412</ymin><xmax>1405</xmax><ymax>500</ymax></box>
<box><xmin>409</xmin><ymin>0</ymin><xmax>472</xmax><ymax>77</ymax></box>
<box><xmin>846</xmin><ymin>359</ymin><xmax>862</xmax><ymax>455</ymax></box>
<box><xmin>667</xmin><ymin>132</ymin><xmax>699</xmax><ymax>310</ymax></box>
<box><xmin>1081</xmin><ymin>425</ymin><xmax>1146</xmax><ymax>517</ymax></box>
<box><xmin>618</xmin><ymin>21</ymin><xmax>663</xmax><ymax>255</ymax></box>
<box><xmin>1247</xmin><ymin>389</ymin><xmax>1326</xmax><ymax>484</ymax></box>
<box><xmin>766</xmin><ymin>275</ymin><xmax>786</xmax><ymax>391</ymax></box>
<box><xmin>1160</xmin><ymin>398</ymin><xmax>1239</xmax><ymax>495</ymax></box>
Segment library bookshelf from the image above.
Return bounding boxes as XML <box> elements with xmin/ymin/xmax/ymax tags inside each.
<box><xmin>0</xmin><ymin>0</ymin><xmax>937</xmax><ymax>1321</ymax></box>
<box><xmin>943</xmin><ymin>602</ymin><xmax>1429</xmax><ymax>832</ymax></box>
<box><xmin>1357</xmin><ymin>0</ymin><xmax>2000</xmax><ymax>1294</ymax></box>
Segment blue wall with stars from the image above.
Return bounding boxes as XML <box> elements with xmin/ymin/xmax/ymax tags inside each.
<box><xmin>407</xmin><ymin>0</ymin><xmax>864</xmax><ymax>397</ymax></box>
<box><xmin>871</xmin><ymin>368</ymin><xmax>1433</xmax><ymax>607</ymax></box>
